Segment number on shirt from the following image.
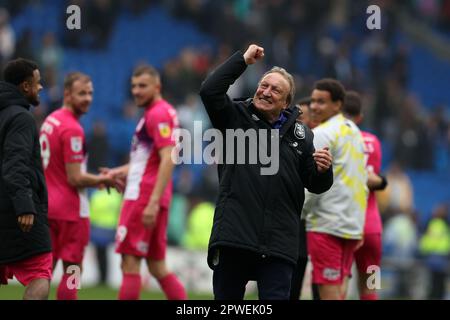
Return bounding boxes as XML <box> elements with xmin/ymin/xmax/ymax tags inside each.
<box><xmin>40</xmin><ymin>134</ymin><xmax>51</xmax><ymax>169</ymax></box>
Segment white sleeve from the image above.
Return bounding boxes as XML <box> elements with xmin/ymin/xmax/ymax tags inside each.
<box><xmin>312</xmin><ymin>126</ymin><xmax>332</xmax><ymax>150</ymax></box>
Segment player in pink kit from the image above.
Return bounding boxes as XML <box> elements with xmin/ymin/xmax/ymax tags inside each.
<box><xmin>343</xmin><ymin>91</ymin><xmax>388</xmax><ymax>300</ymax></box>
<box><xmin>103</xmin><ymin>65</ymin><xmax>187</xmax><ymax>300</ymax></box>
<box><xmin>40</xmin><ymin>72</ymin><xmax>115</xmax><ymax>300</ymax></box>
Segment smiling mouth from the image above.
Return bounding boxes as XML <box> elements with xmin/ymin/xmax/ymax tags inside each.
<box><xmin>259</xmin><ymin>97</ymin><xmax>272</xmax><ymax>104</ymax></box>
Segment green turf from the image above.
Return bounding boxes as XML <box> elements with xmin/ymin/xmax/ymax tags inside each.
<box><xmin>0</xmin><ymin>284</ymin><xmax>217</xmax><ymax>300</ymax></box>
<box><xmin>0</xmin><ymin>284</ymin><xmax>261</xmax><ymax>300</ymax></box>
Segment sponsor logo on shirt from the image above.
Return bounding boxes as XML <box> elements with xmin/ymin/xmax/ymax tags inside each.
<box><xmin>71</xmin><ymin>136</ymin><xmax>83</xmax><ymax>153</ymax></box>
<box><xmin>137</xmin><ymin>241</ymin><xmax>149</xmax><ymax>254</ymax></box>
<box><xmin>158</xmin><ymin>122</ymin><xmax>171</xmax><ymax>138</ymax></box>
<box><xmin>323</xmin><ymin>268</ymin><xmax>340</xmax><ymax>281</ymax></box>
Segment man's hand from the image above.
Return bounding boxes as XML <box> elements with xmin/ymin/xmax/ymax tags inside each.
<box><xmin>100</xmin><ymin>167</ymin><xmax>127</xmax><ymax>193</ymax></box>
<box><xmin>142</xmin><ymin>199</ymin><xmax>159</xmax><ymax>229</ymax></box>
<box><xmin>18</xmin><ymin>214</ymin><xmax>34</xmax><ymax>232</ymax></box>
<box><xmin>314</xmin><ymin>147</ymin><xmax>332</xmax><ymax>173</ymax></box>
<box><xmin>243</xmin><ymin>44</ymin><xmax>264</xmax><ymax>65</ymax></box>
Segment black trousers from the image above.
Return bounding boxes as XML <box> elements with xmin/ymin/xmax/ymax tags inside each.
<box><xmin>212</xmin><ymin>247</ymin><xmax>294</xmax><ymax>300</ymax></box>
<box><xmin>289</xmin><ymin>219</ymin><xmax>320</xmax><ymax>300</ymax></box>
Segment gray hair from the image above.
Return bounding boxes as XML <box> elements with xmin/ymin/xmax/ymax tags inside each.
<box><xmin>260</xmin><ymin>66</ymin><xmax>295</xmax><ymax>106</ymax></box>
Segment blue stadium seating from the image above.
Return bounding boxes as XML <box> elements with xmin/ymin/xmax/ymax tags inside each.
<box><xmin>11</xmin><ymin>2</ymin><xmax>215</xmax><ymax>150</ymax></box>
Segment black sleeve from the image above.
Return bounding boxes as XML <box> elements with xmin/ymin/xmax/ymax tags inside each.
<box><xmin>199</xmin><ymin>51</ymin><xmax>248</xmax><ymax>130</ymax></box>
<box><xmin>371</xmin><ymin>174</ymin><xmax>388</xmax><ymax>191</ymax></box>
<box><xmin>2</xmin><ymin>112</ymin><xmax>37</xmax><ymax>216</ymax></box>
<box><xmin>300</xmin><ymin>130</ymin><xmax>333</xmax><ymax>194</ymax></box>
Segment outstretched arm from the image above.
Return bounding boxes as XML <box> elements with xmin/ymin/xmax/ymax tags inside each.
<box><xmin>199</xmin><ymin>44</ymin><xmax>264</xmax><ymax>130</ymax></box>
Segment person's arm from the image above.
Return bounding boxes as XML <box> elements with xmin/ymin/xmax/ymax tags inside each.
<box><xmin>99</xmin><ymin>164</ymin><xmax>129</xmax><ymax>193</ymax></box>
<box><xmin>65</xmin><ymin>162</ymin><xmax>112</xmax><ymax>188</ymax></box>
<box><xmin>142</xmin><ymin>146</ymin><xmax>175</xmax><ymax>228</ymax></box>
<box><xmin>61</xmin><ymin>128</ymin><xmax>114</xmax><ymax>189</ymax></box>
<box><xmin>367</xmin><ymin>171</ymin><xmax>387</xmax><ymax>191</ymax></box>
<box><xmin>108</xmin><ymin>164</ymin><xmax>130</xmax><ymax>177</ymax></box>
<box><xmin>2</xmin><ymin>112</ymin><xmax>37</xmax><ymax>232</ymax></box>
<box><xmin>199</xmin><ymin>44</ymin><xmax>264</xmax><ymax>129</ymax></box>
<box><xmin>367</xmin><ymin>135</ymin><xmax>387</xmax><ymax>191</ymax></box>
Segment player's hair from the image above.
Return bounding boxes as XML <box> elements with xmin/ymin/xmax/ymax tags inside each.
<box><xmin>314</xmin><ymin>78</ymin><xmax>346</xmax><ymax>103</ymax></box>
<box><xmin>132</xmin><ymin>65</ymin><xmax>160</xmax><ymax>82</ymax></box>
<box><xmin>3</xmin><ymin>58</ymin><xmax>39</xmax><ymax>86</ymax></box>
<box><xmin>343</xmin><ymin>90</ymin><xmax>362</xmax><ymax>117</ymax></box>
<box><xmin>260</xmin><ymin>66</ymin><xmax>295</xmax><ymax>106</ymax></box>
<box><xmin>64</xmin><ymin>72</ymin><xmax>91</xmax><ymax>90</ymax></box>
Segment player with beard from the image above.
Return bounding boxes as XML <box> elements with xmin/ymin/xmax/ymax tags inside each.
<box><xmin>102</xmin><ymin>65</ymin><xmax>187</xmax><ymax>300</ymax></box>
<box><xmin>0</xmin><ymin>58</ymin><xmax>52</xmax><ymax>299</ymax></box>
<box><xmin>39</xmin><ymin>72</ymin><xmax>115</xmax><ymax>300</ymax></box>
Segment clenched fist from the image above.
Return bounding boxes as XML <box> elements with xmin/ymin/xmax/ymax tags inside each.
<box><xmin>243</xmin><ymin>44</ymin><xmax>264</xmax><ymax>65</ymax></box>
<box><xmin>314</xmin><ymin>147</ymin><xmax>332</xmax><ymax>173</ymax></box>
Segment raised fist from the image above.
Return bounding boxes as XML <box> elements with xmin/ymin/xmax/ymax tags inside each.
<box><xmin>243</xmin><ymin>44</ymin><xmax>265</xmax><ymax>65</ymax></box>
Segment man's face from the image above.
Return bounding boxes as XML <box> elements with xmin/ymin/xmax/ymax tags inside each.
<box><xmin>253</xmin><ymin>72</ymin><xmax>290</xmax><ymax>116</ymax></box>
<box><xmin>310</xmin><ymin>89</ymin><xmax>341</xmax><ymax>124</ymax></box>
<box><xmin>65</xmin><ymin>80</ymin><xmax>94</xmax><ymax>116</ymax></box>
<box><xmin>297</xmin><ymin>104</ymin><xmax>310</xmax><ymax>123</ymax></box>
<box><xmin>23</xmin><ymin>69</ymin><xmax>43</xmax><ymax>106</ymax></box>
<box><xmin>297</xmin><ymin>104</ymin><xmax>320</xmax><ymax>129</ymax></box>
<box><xmin>131</xmin><ymin>74</ymin><xmax>160</xmax><ymax>107</ymax></box>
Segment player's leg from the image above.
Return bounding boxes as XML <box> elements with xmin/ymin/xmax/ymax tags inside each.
<box><xmin>9</xmin><ymin>252</ymin><xmax>53</xmax><ymax>300</ymax></box>
<box><xmin>340</xmin><ymin>276</ymin><xmax>349</xmax><ymax>300</ymax></box>
<box><xmin>307</xmin><ymin>232</ymin><xmax>344</xmax><ymax>300</ymax></box>
<box><xmin>115</xmin><ymin>200</ymin><xmax>148</xmax><ymax>300</ymax></box>
<box><xmin>357</xmin><ymin>271</ymin><xmax>374</xmax><ymax>298</ymax></box>
<box><xmin>56</xmin><ymin>219</ymin><xmax>90</xmax><ymax>300</ymax></box>
<box><xmin>57</xmin><ymin>261</ymin><xmax>82</xmax><ymax>300</ymax></box>
<box><xmin>23</xmin><ymin>278</ymin><xmax>50</xmax><ymax>300</ymax></box>
<box><xmin>147</xmin><ymin>258</ymin><xmax>187</xmax><ymax>300</ymax></box>
<box><xmin>355</xmin><ymin>234</ymin><xmax>381</xmax><ymax>300</ymax></box>
<box><xmin>146</xmin><ymin>207</ymin><xmax>186</xmax><ymax>300</ymax></box>
<box><xmin>119</xmin><ymin>254</ymin><xmax>142</xmax><ymax>300</ymax></box>
<box><xmin>318</xmin><ymin>284</ymin><xmax>342</xmax><ymax>300</ymax></box>
<box><xmin>47</xmin><ymin>218</ymin><xmax>60</xmax><ymax>270</ymax></box>
<box><xmin>340</xmin><ymin>238</ymin><xmax>359</xmax><ymax>300</ymax></box>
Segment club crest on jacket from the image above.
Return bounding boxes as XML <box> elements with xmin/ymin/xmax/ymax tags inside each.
<box><xmin>294</xmin><ymin>123</ymin><xmax>305</xmax><ymax>140</ymax></box>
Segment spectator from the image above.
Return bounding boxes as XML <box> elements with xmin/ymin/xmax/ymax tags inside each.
<box><xmin>419</xmin><ymin>204</ymin><xmax>450</xmax><ymax>300</ymax></box>
<box><xmin>0</xmin><ymin>9</ymin><xmax>15</xmax><ymax>65</ymax></box>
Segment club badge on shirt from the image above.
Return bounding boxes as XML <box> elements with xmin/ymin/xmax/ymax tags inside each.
<box><xmin>70</xmin><ymin>137</ymin><xmax>83</xmax><ymax>153</ymax></box>
<box><xmin>158</xmin><ymin>122</ymin><xmax>171</xmax><ymax>138</ymax></box>
<box><xmin>294</xmin><ymin>123</ymin><xmax>305</xmax><ymax>140</ymax></box>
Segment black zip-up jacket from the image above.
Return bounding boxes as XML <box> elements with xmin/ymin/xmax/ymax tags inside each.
<box><xmin>199</xmin><ymin>52</ymin><xmax>333</xmax><ymax>268</ymax></box>
<box><xmin>0</xmin><ymin>81</ymin><xmax>51</xmax><ymax>264</ymax></box>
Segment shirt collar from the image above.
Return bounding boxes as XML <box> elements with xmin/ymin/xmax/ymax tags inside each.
<box><xmin>272</xmin><ymin>109</ymin><xmax>290</xmax><ymax>129</ymax></box>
